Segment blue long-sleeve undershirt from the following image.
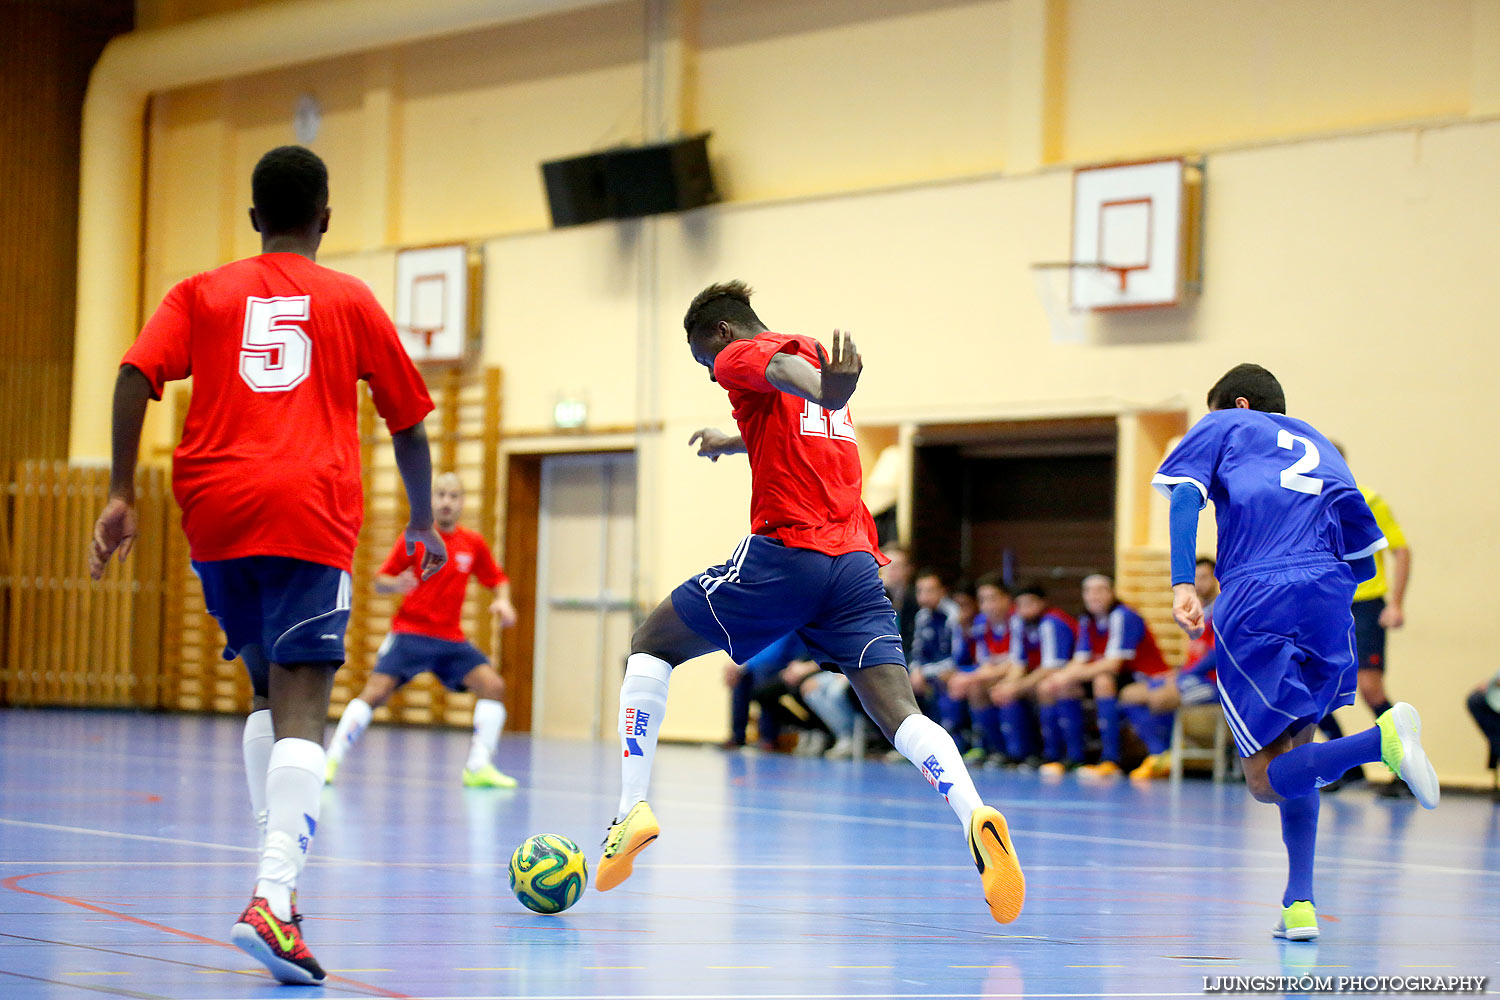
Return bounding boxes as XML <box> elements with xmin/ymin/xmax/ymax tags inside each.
<box><xmin>1168</xmin><ymin>483</ymin><xmax>1201</xmax><ymax>586</ymax></box>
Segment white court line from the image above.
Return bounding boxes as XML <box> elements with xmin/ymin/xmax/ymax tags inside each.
<box><xmin>5</xmin><ymin>747</ymin><xmax>1498</xmax><ymax>879</ymax></box>
<box><xmin>0</xmin><ymin>818</ymin><xmax>379</xmax><ymax>866</ymax></box>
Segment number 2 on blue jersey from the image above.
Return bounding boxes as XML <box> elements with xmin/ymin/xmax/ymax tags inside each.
<box><xmin>1277</xmin><ymin>429</ymin><xmax>1324</xmax><ymax>496</ymax></box>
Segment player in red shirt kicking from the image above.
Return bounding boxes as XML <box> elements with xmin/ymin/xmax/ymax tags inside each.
<box><xmin>325</xmin><ymin>472</ymin><xmax>519</xmax><ymax>788</ymax></box>
<box><xmin>595</xmin><ymin>281</ymin><xmax>1025</xmax><ymax>925</ymax></box>
<box><xmin>88</xmin><ymin>146</ymin><xmax>442</xmax><ymax>985</ymax></box>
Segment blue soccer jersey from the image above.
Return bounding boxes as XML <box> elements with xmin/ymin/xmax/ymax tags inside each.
<box><xmin>1009</xmin><ymin>610</ymin><xmax>1076</xmax><ymax>670</ymax></box>
<box><xmin>1152</xmin><ymin>409</ymin><xmax>1386</xmax><ymax>580</ymax></box>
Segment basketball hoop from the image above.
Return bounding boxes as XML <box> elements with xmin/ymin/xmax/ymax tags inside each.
<box><xmin>1028</xmin><ymin>261</ymin><xmax>1128</xmax><ymax>345</ymax></box>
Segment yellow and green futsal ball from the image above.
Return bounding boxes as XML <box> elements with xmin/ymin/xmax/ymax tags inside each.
<box><xmin>508</xmin><ymin>834</ymin><xmax>588</xmax><ymax>914</ymax></box>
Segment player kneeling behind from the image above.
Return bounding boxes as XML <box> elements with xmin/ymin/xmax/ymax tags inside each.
<box><xmin>326</xmin><ymin>473</ymin><xmax>519</xmax><ymax>789</ymax></box>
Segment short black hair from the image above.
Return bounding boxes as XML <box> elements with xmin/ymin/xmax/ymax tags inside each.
<box><xmin>1206</xmin><ymin>363</ymin><xmax>1286</xmax><ymax>414</ymax></box>
<box><xmin>915</xmin><ymin>566</ymin><xmax>946</xmax><ymax>587</ymax></box>
<box><xmin>952</xmin><ymin>577</ymin><xmax>976</xmax><ymax>598</ymax></box>
<box><xmin>975</xmin><ymin>572</ymin><xmax>1010</xmax><ymax>595</ymax></box>
<box><xmin>1014</xmin><ymin>580</ymin><xmax>1046</xmax><ymax>600</ymax></box>
<box><xmin>1196</xmin><ymin>555</ymin><xmax>1216</xmax><ymax>570</ymax></box>
<box><xmin>252</xmin><ymin>146</ymin><xmax>329</xmax><ymax>234</ymax></box>
<box><xmin>684</xmin><ymin>280</ymin><xmax>764</xmax><ymax>339</ymax></box>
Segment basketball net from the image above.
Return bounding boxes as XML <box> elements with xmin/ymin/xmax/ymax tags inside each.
<box><xmin>1028</xmin><ymin>262</ymin><xmax>1127</xmax><ymax>346</ymax></box>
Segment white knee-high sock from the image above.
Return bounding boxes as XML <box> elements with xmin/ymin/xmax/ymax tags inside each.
<box><xmin>327</xmin><ymin>697</ymin><xmax>372</xmax><ymax>765</ymax></box>
<box><xmin>242</xmin><ymin>710</ymin><xmax>274</xmax><ymax>846</ymax></box>
<box><xmin>894</xmin><ymin>714</ymin><xmax>984</xmax><ymax>826</ymax></box>
<box><xmin>467</xmin><ymin>699</ymin><xmax>506</xmax><ymax>771</ymax></box>
<box><xmin>616</xmin><ymin>653</ymin><xmax>671</xmax><ymax>817</ymax></box>
<box><xmin>256</xmin><ymin>738</ymin><xmax>325</xmax><ymax>920</ymax></box>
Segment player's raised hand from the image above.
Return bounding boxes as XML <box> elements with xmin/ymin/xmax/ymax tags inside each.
<box><xmin>689</xmin><ymin>427</ymin><xmax>736</xmax><ymax>462</ymax></box>
<box><xmin>405</xmin><ymin>523</ymin><xmax>448</xmax><ymax>580</ymax></box>
<box><xmin>815</xmin><ymin>329</ymin><xmax>863</xmax><ymax>412</ymax></box>
<box><xmin>1172</xmin><ymin>582</ymin><xmax>1205</xmax><ymax>639</ymax></box>
<box><xmin>88</xmin><ymin>496</ymin><xmax>138</xmax><ymax>581</ymax></box>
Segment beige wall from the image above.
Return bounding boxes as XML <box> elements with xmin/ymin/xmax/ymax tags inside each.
<box><xmin>114</xmin><ymin>0</ymin><xmax>1500</xmax><ymax>775</ymax></box>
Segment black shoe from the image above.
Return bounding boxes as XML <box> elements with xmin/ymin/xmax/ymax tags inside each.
<box><xmin>1318</xmin><ymin>777</ymin><xmax>1347</xmax><ymax>793</ymax></box>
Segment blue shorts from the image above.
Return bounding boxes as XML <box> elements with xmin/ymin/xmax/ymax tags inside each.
<box><xmin>192</xmin><ymin>556</ymin><xmax>352</xmax><ymax>694</ymax></box>
<box><xmin>670</xmin><ymin>535</ymin><xmax>906</xmax><ymax>671</ymax></box>
<box><xmin>375</xmin><ymin>633</ymin><xmax>489</xmax><ymax>692</ymax></box>
<box><xmin>1213</xmin><ymin>557</ymin><xmax>1359</xmax><ymax>758</ymax></box>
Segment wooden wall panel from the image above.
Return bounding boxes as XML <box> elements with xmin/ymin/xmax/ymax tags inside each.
<box><xmin>0</xmin><ymin>3</ymin><xmax>131</xmax><ymax>469</ymax></box>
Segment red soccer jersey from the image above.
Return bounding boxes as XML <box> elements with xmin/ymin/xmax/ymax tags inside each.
<box><xmin>713</xmin><ymin>333</ymin><xmax>884</xmax><ymax>562</ymax></box>
<box><xmin>123</xmin><ymin>254</ymin><xmax>432</xmax><ymax>571</ymax></box>
<box><xmin>380</xmin><ymin>525</ymin><xmax>508</xmax><ymax>642</ymax></box>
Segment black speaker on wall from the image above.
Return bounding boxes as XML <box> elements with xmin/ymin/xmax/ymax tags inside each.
<box><xmin>542</xmin><ymin>133</ymin><xmax>717</xmax><ymax>228</ymax></box>
<box><xmin>541</xmin><ymin>152</ymin><xmax>610</xmax><ymax>228</ymax></box>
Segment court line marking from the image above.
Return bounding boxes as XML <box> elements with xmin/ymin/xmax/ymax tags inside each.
<box><xmin>0</xmin><ymin>871</ymin><xmax>410</xmax><ymax>999</ymax></box>
<box><xmin>312</xmin><ymin>994</ymin><xmax>1207</xmax><ymax>999</ymax></box>
<box><xmin>0</xmin><ymin>967</ymin><xmax>166</xmax><ymax>999</ymax></box>
<box><xmin>0</xmin><ymin>817</ymin><xmax>380</xmax><ymax>866</ymax></box>
<box><xmin>4</xmin><ymin>738</ymin><xmax>1484</xmax><ymax>865</ymax></box>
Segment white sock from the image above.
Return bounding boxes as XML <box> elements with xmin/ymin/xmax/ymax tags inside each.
<box><xmin>242</xmin><ymin>710</ymin><xmax>274</xmax><ymax>847</ymax></box>
<box><xmin>256</xmin><ymin>738</ymin><xmax>325</xmax><ymax>921</ymax></box>
<box><xmin>327</xmin><ymin>697</ymin><xmax>372</xmax><ymax>766</ymax></box>
<box><xmin>617</xmin><ymin>653</ymin><xmax>671</xmax><ymax>817</ymax></box>
<box><xmin>467</xmin><ymin>699</ymin><xmax>506</xmax><ymax>771</ymax></box>
<box><xmin>893</xmin><ymin>714</ymin><xmax>984</xmax><ymax>827</ymax></box>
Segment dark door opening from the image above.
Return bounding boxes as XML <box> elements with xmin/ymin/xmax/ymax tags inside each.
<box><xmin>910</xmin><ymin>418</ymin><xmax>1116</xmax><ymax>619</ymax></box>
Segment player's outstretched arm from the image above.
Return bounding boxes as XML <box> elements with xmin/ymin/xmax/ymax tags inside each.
<box><xmin>1167</xmin><ymin>483</ymin><xmax>1205</xmax><ymax>638</ymax></box>
<box><xmin>391</xmin><ymin>420</ymin><xmax>447</xmax><ymax>579</ymax></box>
<box><xmin>688</xmin><ymin>428</ymin><xmax>746</xmax><ymax>462</ymax></box>
<box><xmin>89</xmin><ymin>366</ymin><xmax>153</xmax><ymax>580</ymax></box>
<box><xmin>764</xmin><ymin>329</ymin><xmax>863</xmax><ymax>411</ymax></box>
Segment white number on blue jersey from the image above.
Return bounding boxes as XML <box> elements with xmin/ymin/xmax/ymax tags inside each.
<box><xmin>240</xmin><ymin>295</ymin><xmax>312</xmax><ymax>392</ymax></box>
<box><xmin>1276</xmin><ymin>429</ymin><xmax>1324</xmax><ymax>495</ymax></box>
<box><xmin>799</xmin><ymin>400</ymin><xmax>856</xmax><ymax>442</ymax></box>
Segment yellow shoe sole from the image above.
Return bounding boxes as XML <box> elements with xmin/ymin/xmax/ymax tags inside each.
<box><xmin>968</xmin><ymin>806</ymin><xmax>1025</xmax><ymax>924</ymax></box>
<box><xmin>596</xmin><ymin>804</ymin><xmax>660</xmax><ymax>892</ymax></box>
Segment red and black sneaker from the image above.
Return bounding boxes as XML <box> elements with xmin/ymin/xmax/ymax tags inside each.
<box><xmin>230</xmin><ymin>894</ymin><xmax>326</xmax><ymax>985</ymax></box>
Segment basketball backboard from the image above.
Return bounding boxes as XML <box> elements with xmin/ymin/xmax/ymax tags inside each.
<box><xmin>395</xmin><ymin>245</ymin><xmax>470</xmax><ymax>364</ymax></box>
<box><xmin>1070</xmin><ymin>159</ymin><xmax>1187</xmax><ymax>311</ymax></box>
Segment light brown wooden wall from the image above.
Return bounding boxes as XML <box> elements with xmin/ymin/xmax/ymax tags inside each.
<box><xmin>0</xmin><ymin>2</ymin><xmax>131</xmax><ymax>468</ymax></box>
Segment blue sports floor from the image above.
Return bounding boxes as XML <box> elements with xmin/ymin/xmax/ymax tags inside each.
<box><xmin>1</xmin><ymin>710</ymin><xmax>1497</xmax><ymax>999</ymax></box>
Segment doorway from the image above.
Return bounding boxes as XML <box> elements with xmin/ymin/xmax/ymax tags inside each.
<box><xmin>530</xmin><ymin>452</ymin><xmax>637</xmax><ymax>741</ymax></box>
<box><xmin>910</xmin><ymin>418</ymin><xmax>1116</xmax><ymax>618</ymax></box>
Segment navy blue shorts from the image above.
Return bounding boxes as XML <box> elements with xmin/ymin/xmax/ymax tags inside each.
<box><xmin>192</xmin><ymin>556</ymin><xmax>352</xmax><ymax>694</ymax></box>
<box><xmin>375</xmin><ymin>633</ymin><xmax>489</xmax><ymax>692</ymax></box>
<box><xmin>670</xmin><ymin>535</ymin><xmax>906</xmax><ymax>671</ymax></box>
<box><xmin>1352</xmin><ymin>597</ymin><xmax>1387</xmax><ymax>672</ymax></box>
<box><xmin>1213</xmin><ymin>557</ymin><xmax>1359</xmax><ymax>758</ymax></box>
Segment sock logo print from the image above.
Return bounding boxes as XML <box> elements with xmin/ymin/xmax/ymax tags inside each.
<box><xmin>921</xmin><ymin>754</ymin><xmax>954</xmax><ymax>799</ymax></box>
<box><xmin>623</xmin><ymin>708</ymin><xmax>650</xmax><ymax>757</ymax></box>
<box><xmin>298</xmin><ymin>813</ymin><xmax>317</xmax><ymax>854</ymax></box>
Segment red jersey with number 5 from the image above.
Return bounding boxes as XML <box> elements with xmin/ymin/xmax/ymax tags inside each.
<box><xmin>122</xmin><ymin>253</ymin><xmax>433</xmax><ymax>571</ymax></box>
<box><xmin>712</xmin><ymin>332</ymin><xmax>884</xmax><ymax>562</ymax></box>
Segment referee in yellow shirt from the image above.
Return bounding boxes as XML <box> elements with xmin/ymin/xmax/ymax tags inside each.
<box><xmin>1318</xmin><ymin>451</ymin><xmax>1413</xmax><ymax>795</ymax></box>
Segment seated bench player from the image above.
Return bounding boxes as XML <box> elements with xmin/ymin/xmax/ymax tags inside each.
<box><xmin>1039</xmin><ymin>575</ymin><xmax>1170</xmax><ymax>779</ymax></box>
<box><xmin>947</xmin><ymin>574</ymin><xmax>1013</xmax><ymax>765</ymax></box>
<box><xmin>997</xmin><ymin>583</ymin><xmax>1076</xmax><ymax>771</ymax></box>
<box><xmin>325</xmin><ymin>473</ymin><xmax>519</xmax><ymax>788</ymax></box>
<box><xmin>907</xmin><ymin>568</ymin><xmax>963</xmax><ymax>730</ymax></box>
<box><xmin>1123</xmin><ymin>556</ymin><xmax>1219</xmax><ymax>780</ymax></box>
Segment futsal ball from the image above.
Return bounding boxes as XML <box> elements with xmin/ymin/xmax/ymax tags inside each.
<box><xmin>508</xmin><ymin>834</ymin><xmax>588</xmax><ymax>914</ymax></box>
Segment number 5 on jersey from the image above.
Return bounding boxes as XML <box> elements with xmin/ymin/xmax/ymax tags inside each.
<box><xmin>801</xmin><ymin>400</ymin><xmax>856</xmax><ymax>442</ymax></box>
<box><xmin>240</xmin><ymin>295</ymin><xmax>312</xmax><ymax>392</ymax></box>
